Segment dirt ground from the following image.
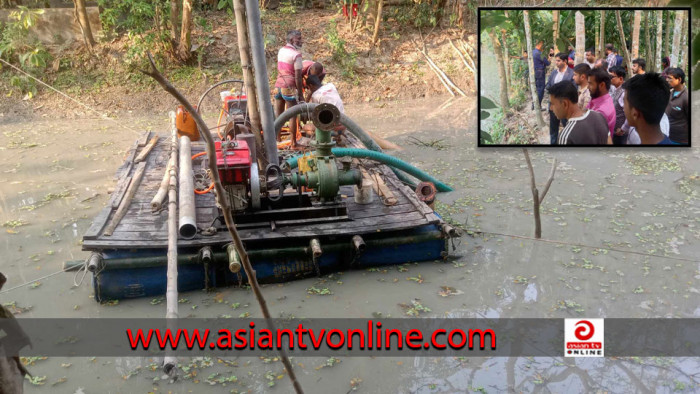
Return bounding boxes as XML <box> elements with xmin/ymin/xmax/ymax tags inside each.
<box><xmin>0</xmin><ymin>9</ymin><xmax>474</xmax><ymax>122</ymax></box>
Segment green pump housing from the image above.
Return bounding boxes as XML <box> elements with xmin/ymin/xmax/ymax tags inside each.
<box><xmin>285</xmin><ymin>103</ymin><xmax>361</xmax><ymax>201</ymax></box>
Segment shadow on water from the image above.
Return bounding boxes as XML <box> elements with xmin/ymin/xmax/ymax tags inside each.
<box><xmin>0</xmin><ymin>95</ymin><xmax>699</xmax><ymax>393</ymax></box>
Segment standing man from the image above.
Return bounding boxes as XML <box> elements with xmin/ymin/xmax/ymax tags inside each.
<box><xmin>631</xmin><ymin>58</ymin><xmax>646</xmax><ymax>75</ymax></box>
<box><xmin>609</xmin><ymin>66</ymin><xmax>628</xmax><ymax>145</ymax></box>
<box><xmin>546</xmin><ymin>52</ymin><xmax>575</xmax><ymax>144</ymax></box>
<box><xmin>587</xmin><ymin>67</ymin><xmax>616</xmax><ymax>140</ymax></box>
<box><xmin>660</xmin><ymin>57</ymin><xmax>670</xmax><ymax>78</ymax></box>
<box><xmin>665</xmin><ymin>68</ymin><xmax>689</xmax><ymax>145</ymax></box>
<box><xmin>573</xmin><ymin>63</ymin><xmax>591</xmax><ymax>111</ymax></box>
<box><xmin>533</xmin><ymin>40</ymin><xmax>553</xmax><ymax>110</ymax></box>
<box><xmin>622</xmin><ymin>73</ymin><xmax>676</xmax><ymax>145</ymax></box>
<box><xmin>275</xmin><ymin>30</ymin><xmax>304</xmax><ymax>145</ymax></box>
<box><xmin>548</xmin><ymin>81</ymin><xmax>609</xmax><ymax>145</ymax></box>
<box><xmin>604</xmin><ymin>44</ymin><xmax>617</xmax><ymax>71</ymax></box>
<box><xmin>584</xmin><ymin>48</ymin><xmax>596</xmax><ymax>68</ymax></box>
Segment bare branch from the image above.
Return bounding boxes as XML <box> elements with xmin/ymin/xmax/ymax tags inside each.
<box><xmin>140</xmin><ymin>52</ymin><xmax>304</xmax><ymax>394</ymax></box>
<box><xmin>538</xmin><ymin>158</ymin><xmax>557</xmax><ymax>204</ymax></box>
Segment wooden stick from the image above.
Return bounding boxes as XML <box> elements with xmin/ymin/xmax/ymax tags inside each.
<box><xmin>103</xmin><ymin>161</ymin><xmax>147</xmax><ymax>236</ymax></box>
<box><xmin>134</xmin><ymin>135</ymin><xmax>160</xmax><ymax>163</ymax></box>
<box><xmin>151</xmin><ymin>114</ymin><xmax>178</xmax><ymax>212</ymax></box>
<box><xmin>141</xmin><ymin>53</ymin><xmax>304</xmax><ymax>394</ymax></box>
<box><xmin>449</xmin><ymin>37</ymin><xmax>475</xmax><ymax>75</ymax></box>
<box><xmin>538</xmin><ymin>158</ymin><xmax>558</xmax><ymax>204</ymax></box>
<box><xmin>523</xmin><ymin>148</ymin><xmax>541</xmax><ymax>239</ymax></box>
<box><xmin>360</xmin><ymin>167</ymin><xmax>397</xmax><ymax>205</ymax></box>
<box><xmin>414</xmin><ymin>44</ymin><xmax>454</xmax><ymax>96</ymax></box>
<box><xmin>420</xmin><ymin>47</ymin><xmax>467</xmax><ymax>97</ymax></box>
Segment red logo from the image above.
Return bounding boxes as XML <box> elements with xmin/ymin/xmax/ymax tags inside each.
<box><xmin>574</xmin><ymin>320</ymin><xmax>594</xmax><ymax>341</ymax></box>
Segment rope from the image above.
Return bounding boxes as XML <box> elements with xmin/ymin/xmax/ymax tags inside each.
<box><xmin>0</xmin><ymin>58</ymin><xmax>143</xmax><ymax>137</ymax></box>
<box><xmin>0</xmin><ymin>268</ymin><xmax>72</xmax><ymax>294</ymax></box>
<box><xmin>467</xmin><ymin>229</ymin><xmax>699</xmax><ymax>263</ymax></box>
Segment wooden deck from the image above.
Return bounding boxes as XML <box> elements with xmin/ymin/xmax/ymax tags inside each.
<box><xmin>82</xmin><ymin>130</ymin><xmax>442</xmax><ymax>250</ymax></box>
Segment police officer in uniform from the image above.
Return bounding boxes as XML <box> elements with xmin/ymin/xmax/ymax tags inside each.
<box><xmin>533</xmin><ymin>40</ymin><xmax>553</xmax><ymax>110</ymax></box>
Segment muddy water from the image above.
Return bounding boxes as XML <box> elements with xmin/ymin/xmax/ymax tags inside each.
<box><xmin>1</xmin><ymin>96</ymin><xmax>699</xmax><ymax>393</ymax></box>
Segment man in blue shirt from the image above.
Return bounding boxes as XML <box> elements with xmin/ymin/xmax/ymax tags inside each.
<box><xmin>533</xmin><ymin>40</ymin><xmax>553</xmax><ymax>110</ymax></box>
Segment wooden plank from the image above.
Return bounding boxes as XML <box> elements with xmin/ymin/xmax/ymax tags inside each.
<box><xmin>134</xmin><ymin>135</ymin><xmax>160</xmax><ymax>163</ymax></box>
<box><xmin>103</xmin><ymin>162</ymin><xmax>148</xmax><ymax>236</ymax></box>
<box><xmin>114</xmin><ymin>138</ymin><xmax>140</xmax><ymax>181</ymax></box>
<box><xmin>137</xmin><ymin>130</ymin><xmax>152</xmax><ymax>147</ymax></box>
<box><xmin>83</xmin><ymin>206</ymin><xmax>113</xmax><ymax>240</ymax></box>
<box><xmin>110</xmin><ymin>173</ymin><xmax>134</xmax><ymax>209</ymax></box>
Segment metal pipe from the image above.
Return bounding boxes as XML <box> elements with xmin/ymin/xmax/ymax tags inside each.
<box><xmin>200</xmin><ymin>246</ymin><xmax>213</xmax><ymax>263</ymax></box>
<box><xmin>310</xmin><ymin>238</ymin><xmax>322</xmax><ymax>258</ymax></box>
<box><xmin>244</xmin><ymin>0</ymin><xmax>278</xmax><ymax>166</ymax></box>
<box><xmin>69</xmin><ymin>231</ymin><xmax>446</xmax><ymax>271</ymax></box>
<box><xmin>86</xmin><ymin>252</ymin><xmax>104</xmax><ymax>273</ymax></box>
<box><xmin>227</xmin><ymin>244</ymin><xmax>242</xmax><ymax>273</ymax></box>
<box><xmin>178</xmin><ymin>135</ymin><xmax>197</xmax><ymax>239</ymax></box>
<box><xmin>352</xmin><ymin>235</ymin><xmax>366</xmax><ymax>253</ymax></box>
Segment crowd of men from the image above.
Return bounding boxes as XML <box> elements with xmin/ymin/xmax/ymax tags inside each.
<box><xmin>529</xmin><ymin>40</ymin><xmax>688</xmax><ymax>145</ymax></box>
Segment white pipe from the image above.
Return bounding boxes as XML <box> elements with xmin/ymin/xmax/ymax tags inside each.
<box><xmin>178</xmin><ymin>135</ymin><xmax>197</xmax><ymax>239</ymax></box>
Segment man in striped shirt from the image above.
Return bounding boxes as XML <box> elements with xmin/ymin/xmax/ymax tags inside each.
<box><xmin>274</xmin><ymin>30</ymin><xmax>304</xmax><ymax>146</ymax></box>
<box><xmin>548</xmin><ymin>81</ymin><xmax>609</xmax><ymax>145</ymax></box>
<box><xmin>604</xmin><ymin>44</ymin><xmax>617</xmax><ymax>71</ymax></box>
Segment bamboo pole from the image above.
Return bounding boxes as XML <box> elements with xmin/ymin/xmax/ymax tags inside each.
<box><xmin>103</xmin><ymin>161</ymin><xmax>147</xmax><ymax>236</ymax></box>
<box><xmin>141</xmin><ymin>53</ymin><xmax>304</xmax><ymax>394</ymax></box>
<box><xmin>415</xmin><ymin>43</ymin><xmax>466</xmax><ymax>97</ymax></box>
<box><xmin>232</xmin><ymin>0</ymin><xmax>264</xmax><ymax>158</ymax></box>
<box><xmin>163</xmin><ymin>111</ymin><xmax>179</xmax><ymax>376</ymax></box>
<box><xmin>449</xmin><ymin>38</ymin><xmax>474</xmax><ymax>75</ymax></box>
<box><xmin>178</xmin><ymin>135</ymin><xmax>197</xmax><ymax>239</ymax></box>
<box><xmin>152</xmin><ymin>114</ymin><xmax>178</xmax><ymax>211</ymax></box>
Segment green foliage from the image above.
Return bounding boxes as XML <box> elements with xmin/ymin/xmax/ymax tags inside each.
<box><xmin>480</xmin><ymin>95</ymin><xmax>499</xmax><ymax>145</ymax></box>
<box><xmin>280</xmin><ymin>0</ymin><xmax>298</xmax><ymax>15</ymax></box>
<box><xmin>0</xmin><ymin>6</ymin><xmax>51</xmax><ymax>98</ymax></box>
<box><xmin>97</xmin><ymin>0</ymin><xmax>170</xmax><ymax>35</ymax></box>
<box><xmin>123</xmin><ymin>31</ymin><xmax>170</xmax><ymax>73</ymax></box>
<box><xmin>217</xmin><ymin>0</ymin><xmax>233</xmax><ymax>11</ymax></box>
<box><xmin>326</xmin><ymin>20</ymin><xmax>357</xmax><ymax>82</ymax></box>
<box><xmin>389</xmin><ymin>0</ymin><xmax>444</xmax><ymax>29</ymax></box>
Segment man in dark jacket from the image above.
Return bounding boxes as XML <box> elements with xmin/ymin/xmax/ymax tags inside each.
<box><xmin>533</xmin><ymin>40</ymin><xmax>553</xmax><ymax>109</ymax></box>
<box><xmin>546</xmin><ymin>52</ymin><xmax>576</xmax><ymax>144</ymax></box>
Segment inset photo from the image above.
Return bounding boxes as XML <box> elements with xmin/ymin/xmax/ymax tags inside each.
<box><xmin>478</xmin><ymin>7</ymin><xmax>691</xmax><ymax>146</ymax></box>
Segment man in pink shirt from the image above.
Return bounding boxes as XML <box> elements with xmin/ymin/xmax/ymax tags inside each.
<box><xmin>274</xmin><ymin>30</ymin><xmax>304</xmax><ymax>146</ymax></box>
<box><xmin>586</xmin><ymin>67</ymin><xmax>615</xmax><ymax>140</ymax></box>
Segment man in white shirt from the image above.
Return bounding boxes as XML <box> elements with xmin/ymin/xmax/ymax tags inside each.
<box><xmin>303</xmin><ymin>75</ymin><xmax>346</xmax><ymax>134</ymax></box>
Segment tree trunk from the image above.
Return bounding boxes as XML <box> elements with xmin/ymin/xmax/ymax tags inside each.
<box><xmin>598</xmin><ymin>10</ymin><xmax>605</xmax><ymax>59</ymax></box>
<box><xmin>552</xmin><ymin>10</ymin><xmax>560</xmax><ymax>54</ymax></box>
<box><xmin>575</xmin><ymin>11</ymin><xmax>585</xmax><ymax>65</ymax></box>
<box><xmin>523</xmin><ymin>10</ymin><xmax>544</xmax><ymax>128</ymax></box>
<box><xmin>488</xmin><ymin>29</ymin><xmax>509</xmax><ymax>112</ymax></box>
<box><xmin>177</xmin><ymin>0</ymin><xmax>194</xmax><ymax>62</ymax></box>
<box><xmin>664</xmin><ymin>10</ymin><xmax>671</xmax><ymax>59</ymax></box>
<box><xmin>371</xmin><ymin>0</ymin><xmax>383</xmax><ymax>46</ymax></box>
<box><xmin>615</xmin><ymin>11</ymin><xmax>633</xmax><ymax>72</ymax></box>
<box><xmin>631</xmin><ymin>10</ymin><xmax>640</xmax><ymax>60</ymax></box>
<box><xmin>656</xmin><ymin>10</ymin><xmax>663</xmax><ymax>72</ymax></box>
<box><xmin>501</xmin><ymin>28</ymin><xmax>510</xmax><ymax>94</ymax></box>
<box><xmin>170</xmin><ymin>0</ymin><xmax>180</xmax><ymax>43</ymax></box>
<box><xmin>670</xmin><ymin>10</ymin><xmax>683</xmax><ymax>67</ymax></box>
<box><xmin>73</xmin><ymin>0</ymin><xmax>95</xmax><ymax>49</ymax></box>
<box><xmin>644</xmin><ymin>11</ymin><xmax>652</xmax><ymax>71</ymax></box>
<box><xmin>679</xmin><ymin>15</ymin><xmax>688</xmax><ymax>71</ymax></box>
<box><xmin>232</xmin><ymin>0</ymin><xmax>264</xmax><ymax>157</ymax></box>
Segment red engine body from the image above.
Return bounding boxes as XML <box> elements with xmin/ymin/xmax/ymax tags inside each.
<box><xmin>215</xmin><ymin>140</ymin><xmax>251</xmax><ymax>185</ymax></box>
